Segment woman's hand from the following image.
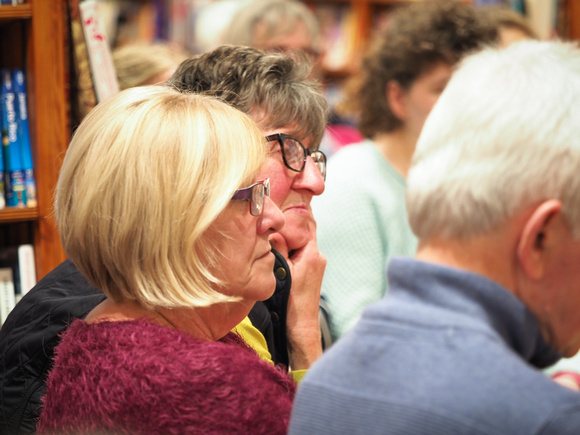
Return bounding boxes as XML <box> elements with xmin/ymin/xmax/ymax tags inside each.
<box><xmin>281</xmin><ymin>218</ymin><xmax>326</xmax><ymax>371</ymax></box>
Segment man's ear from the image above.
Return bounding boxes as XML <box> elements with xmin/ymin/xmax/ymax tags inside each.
<box><xmin>516</xmin><ymin>199</ymin><xmax>563</xmax><ymax>280</ymax></box>
<box><xmin>386</xmin><ymin>80</ymin><xmax>407</xmax><ymax>121</ymax></box>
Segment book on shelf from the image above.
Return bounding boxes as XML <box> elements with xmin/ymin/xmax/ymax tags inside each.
<box><xmin>0</xmin><ymin>107</ymin><xmax>5</xmax><ymax>210</ymax></box>
<box><xmin>0</xmin><ymin>267</ymin><xmax>15</xmax><ymax>326</ymax></box>
<box><xmin>312</xmin><ymin>3</ymin><xmax>363</xmax><ymax>74</ymax></box>
<box><xmin>78</xmin><ymin>0</ymin><xmax>120</xmax><ymax>103</ymax></box>
<box><xmin>1</xmin><ymin>69</ymin><xmax>26</xmax><ymax>208</ymax></box>
<box><xmin>67</xmin><ymin>0</ymin><xmax>98</xmax><ymax>125</ymax></box>
<box><xmin>0</xmin><ymin>244</ymin><xmax>36</xmax><ymax>326</ymax></box>
<box><xmin>0</xmin><ymin>0</ymin><xmax>25</xmax><ymax>6</ymax></box>
<box><xmin>13</xmin><ymin>69</ymin><xmax>37</xmax><ymax>208</ymax></box>
<box><xmin>0</xmin><ymin>244</ymin><xmax>36</xmax><ymax>303</ymax></box>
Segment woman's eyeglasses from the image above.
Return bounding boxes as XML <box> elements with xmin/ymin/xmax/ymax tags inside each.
<box><xmin>265</xmin><ymin>133</ymin><xmax>327</xmax><ymax>181</ymax></box>
<box><xmin>231</xmin><ymin>178</ymin><xmax>271</xmax><ymax>216</ymax></box>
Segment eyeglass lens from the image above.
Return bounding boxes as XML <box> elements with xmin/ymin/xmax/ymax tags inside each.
<box><xmin>232</xmin><ymin>179</ymin><xmax>270</xmax><ymax>216</ymax></box>
<box><xmin>269</xmin><ymin>134</ymin><xmax>326</xmax><ymax>179</ymax></box>
<box><xmin>251</xmin><ymin>183</ymin><xmax>265</xmax><ymax>216</ymax></box>
<box><xmin>282</xmin><ymin>136</ymin><xmax>307</xmax><ymax>171</ymax></box>
<box><xmin>310</xmin><ymin>151</ymin><xmax>326</xmax><ymax>180</ymax></box>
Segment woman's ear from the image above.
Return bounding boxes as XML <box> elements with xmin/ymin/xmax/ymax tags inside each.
<box><xmin>386</xmin><ymin>80</ymin><xmax>407</xmax><ymax>122</ymax></box>
<box><xmin>516</xmin><ymin>199</ymin><xmax>563</xmax><ymax>280</ymax></box>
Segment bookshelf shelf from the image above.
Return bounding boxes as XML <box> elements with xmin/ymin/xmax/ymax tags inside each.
<box><xmin>0</xmin><ymin>4</ymin><xmax>32</xmax><ymax>21</ymax></box>
<box><xmin>0</xmin><ymin>207</ymin><xmax>39</xmax><ymax>224</ymax></box>
<box><xmin>0</xmin><ymin>0</ymin><xmax>68</xmax><ymax>280</ymax></box>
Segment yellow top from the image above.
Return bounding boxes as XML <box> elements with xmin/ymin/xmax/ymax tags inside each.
<box><xmin>233</xmin><ymin>316</ymin><xmax>307</xmax><ymax>383</ymax></box>
<box><xmin>232</xmin><ymin>316</ymin><xmax>273</xmax><ymax>364</ymax></box>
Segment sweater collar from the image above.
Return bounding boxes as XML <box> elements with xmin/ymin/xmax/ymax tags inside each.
<box><xmin>387</xmin><ymin>257</ymin><xmax>561</xmax><ymax>368</ymax></box>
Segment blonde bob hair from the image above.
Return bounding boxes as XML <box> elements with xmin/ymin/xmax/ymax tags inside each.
<box><xmin>55</xmin><ymin>86</ymin><xmax>267</xmax><ymax>309</ymax></box>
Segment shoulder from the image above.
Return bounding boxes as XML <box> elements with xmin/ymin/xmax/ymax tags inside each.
<box><xmin>55</xmin><ymin>320</ymin><xmax>294</xmax><ymax>393</ymax></box>
<box><xmin>42</xmin><ymin>320</ymin><xmax>294</xmax><ymax>434</ymax></box>
<box><xmin>320</xmin><ymin>140</ymin><xmax>405</xmax><ymax>204</ymax></box>
<box><xmin>0</xmin><ymin>260</ymin><xmax>104</xmax><ymax>432</ymax></box>
<box><xmin>1</xmin><ymin>259</ymin><xmax>103</xmax><ymax>343</ymax></box>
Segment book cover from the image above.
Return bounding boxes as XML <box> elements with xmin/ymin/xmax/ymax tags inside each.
<box><xmin>79</xmin><ymin>0</ymin><xmax>120</xmax><ymax>103</ymax></box>
<box><xmin>67</xmin><ymin>0</ymin><xmax>98</xmax><ymax>125</ymax></box>
<box><xmin>0</xmin><ymin>267</ymin><xmax>15</xmax><ymax>326</ymax></box>
<box><xmin>0</xmin><ymin>103</ymin><xmax>6</xmax><ymax>209</ymax></box>
<box><xmin>13</xmin><ymin>69</ymin><xmax>37</xmax><ymax>208</ymax></box>
<box><xmin>17</xmin><ymin>244</ymin><xmax>36</xmax><ymax>298</ymax></box>
<box><xmin>1</xmin><ymin>69</ymin><xmax>26</xmax><ymax>208</ymax></box>
<box><xmin>0</xmin><ymin>244</ymin><xmax>36</xmax><ymax>303</ymax></box>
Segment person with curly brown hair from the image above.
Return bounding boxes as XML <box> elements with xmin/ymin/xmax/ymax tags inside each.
<box><xmin>312</xmin><ymin>1</ymin><xmax>499</xmax><ymax>340</ymax></box>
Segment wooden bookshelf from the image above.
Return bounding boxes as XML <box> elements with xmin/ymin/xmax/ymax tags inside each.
<box><xmin>0</xmin><ymin>4</ymin><xmax>31</xmax><ymax>21</ymax></box>
<box><xmin>566</xmin><ymin>0</ymin><xmax>580</xmax><ymax>40</ymax></box>
<box><xmin>0</xmin><ymin>1</ymin><xmax>68</xmax><ymax>280</ymax></box>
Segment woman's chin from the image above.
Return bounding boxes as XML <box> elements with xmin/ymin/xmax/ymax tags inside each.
<box><xmin>257</xmin><ymin>277</ymin><xmax>277</xmax><ymax>301</ymax></box>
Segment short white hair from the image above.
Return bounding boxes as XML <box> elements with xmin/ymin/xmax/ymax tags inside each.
<box><xmin>407</xmin><ymin>40</ymin><xmax>580</xmax><ymax>239</ymax></box>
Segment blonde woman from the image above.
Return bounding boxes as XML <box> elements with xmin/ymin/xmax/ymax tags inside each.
<box><xmin>37</xmin><ymin>86</ymin><xmax>293</xmax><ymax>434</ymax></box>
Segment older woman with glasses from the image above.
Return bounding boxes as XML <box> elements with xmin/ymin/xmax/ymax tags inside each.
<box><xmin>0</xmin><ymin>46</ymin><xmax>328</xmax><ymax>433</ymax></box>
<box><xmin>37</xmin><ymin>86</ymin><xmax>293</xmax><ymax>434</ymax></box>
<box><xmin>168</xmin><ymin>45</ymin><xmax>330</xmax><ymax>370</ymax></box>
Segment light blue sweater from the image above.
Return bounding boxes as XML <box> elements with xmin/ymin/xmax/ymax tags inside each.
<box><xmin>290</xmin><ymin>258</ymin><xmax>580</xmax><ymax>434</ymax></box>
<box><xmin>312</xmin><ymin>140</ymin><xmax>417</xmax><ymax>340</ymax></box>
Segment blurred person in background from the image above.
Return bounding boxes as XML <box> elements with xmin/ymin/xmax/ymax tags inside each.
<box><xmin>313</xmin><ymin>1</ymin><xmax>498</xmax><ymax>340</ymax></box>
<box><xmin>220</xmin><ymin>0</ymin><xmax>322</xmax><ymax>74</ymax></box>
<box><xmin>219</xmin><ymin>0</ymin><xmax>363</xmax><ymax>157</ymax></box>
<box><xmin>112</xmin><ymin>42</ymin><xmax>190</xmax><ymax>89</ymax></box>
<box><xmin>480</xmin><ymin>5</ymin><xmax>538</xmax><ymax>47</ymax></box>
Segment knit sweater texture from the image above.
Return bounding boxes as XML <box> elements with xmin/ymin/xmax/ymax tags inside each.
<box><xmin>0</xmin><ymin>255</ymin><xmax>292</xmax><ymax>435</ymax></box>
<box><xmin>38</xmin><ymin>319</ymin><xmax>295</xmax><ymax>435</ymax></box>
<box><xmin>289</xmin><ymin>257</ymin><xmax>580</xmax><ymax>434</ymax></box>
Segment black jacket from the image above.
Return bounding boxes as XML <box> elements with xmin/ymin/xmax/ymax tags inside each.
<box><xmin>0</xmin><ymin>254</ymin><xmax>291</xmax><ymax>435</ymax></box>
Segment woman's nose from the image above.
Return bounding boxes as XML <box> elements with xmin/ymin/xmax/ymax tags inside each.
<box><xmin>293</xmin><ymin>156</ymin><xmax>325</xmax><ymax>195</ymax></box>
<box><xmin>260</xmin><ymin>196</ymin><xmax>285</xmax><ymax>234</ymax></box>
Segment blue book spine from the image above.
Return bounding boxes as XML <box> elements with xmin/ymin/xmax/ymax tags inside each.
<box><xmin>1</xmin><ymin>69</ymin><xmax>26</xmax><ymax>208</ymax></box>
<box><xmin>0</xmin><ymin>103</ymin><xmax>5</xmax><ymax>209</ymax></box>
<box><xmin>13</xmin><ymin>69</ymin><xmax>37</xmax><ymax>208</ymax></box>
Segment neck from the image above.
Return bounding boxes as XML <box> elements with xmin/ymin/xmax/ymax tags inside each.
<box><xmin>86</xmin><ymin>298</ymin><xmax>254</xmax><ymax>342</ymax></box>
<box><xmin>372</xmin><ymin>129</ymin><xmax>417</xmax><ymax>178</ymax></box>
<box><xmin>414</xmin><ymin>222</ymin><xmax>522</xmax><ymax>294</ymax></box>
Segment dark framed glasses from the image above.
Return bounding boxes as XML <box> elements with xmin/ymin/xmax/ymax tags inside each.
<box><xmin>265</xmin><ymin>133</ymin><xmax>326</xmax><ymax>180</ymax></box>
<box><xmin>231</xmin><ymin>178</ymin><xmax>270</xmax><ymax>216</ymax></box>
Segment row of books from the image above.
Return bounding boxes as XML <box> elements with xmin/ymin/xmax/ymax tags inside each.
<box><xmin>0</xmin><ymin>244</ymin><xmax>36</xmax><ymax>326</ymax></box>
<box><xmin>94</xmin><ymin>0</ymin><xmax>207</xmax><ymax>54</ymax></box>
<box><xmin>313</xmin><ymin>3</ymin><xmax>364</xmax><ymax>74</ymax></box>
<box><xmin>0</xmin><ymin>1</ymin><xmax>25</xmax><ymax>5</ymax></box>
<box><xmin>94</xmin><ymin>0</ymin><xmax>364</xmax><ymax>74</ymax></box>
<box><xmin>1</xmin><ymin>68</ymin><xmax>37</xmax><ymax>209</ymax></box>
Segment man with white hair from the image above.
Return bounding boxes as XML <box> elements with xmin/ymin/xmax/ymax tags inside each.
<box><xmin>289</xmin><ymin>40</ymin><xmax>580</xmax><ymax>434</ymax></box>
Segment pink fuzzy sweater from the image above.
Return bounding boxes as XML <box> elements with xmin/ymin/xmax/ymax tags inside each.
<box><xmin>37</xmin><ymin>319</ymin><xmax>295</xmax><ymax>434</ymax></box>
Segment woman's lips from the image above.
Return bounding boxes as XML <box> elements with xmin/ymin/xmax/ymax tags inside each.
<box><xmin>284</xmin><ymin>204</ymin><xmax>311</xmax><ymax>216</ymax></box>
